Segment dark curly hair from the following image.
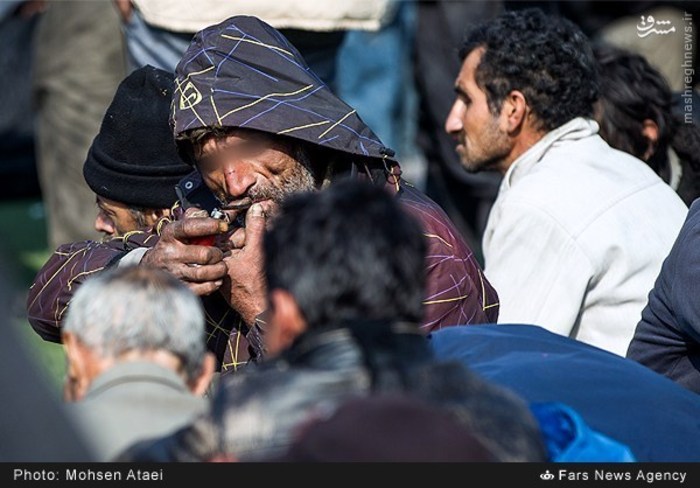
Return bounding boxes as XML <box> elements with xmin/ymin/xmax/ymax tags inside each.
<box><xmin>460</xmin><ymin>7</ymin><xmax>599</xmax><ymax>132</ymax></box>
<box><xmin>264</xmin><ymin>179</ymin><xmax>427</xmax><ymax>329</ymax></box>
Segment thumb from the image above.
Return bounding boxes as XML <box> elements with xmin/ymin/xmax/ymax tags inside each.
<box><xmin>244</xmin><ymin>203</ymin><xmax>267</xmax><ymax>246</ymax></box>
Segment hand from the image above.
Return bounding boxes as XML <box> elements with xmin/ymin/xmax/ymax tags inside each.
<box><xmin>141</xmin><ymin>209</ymin><xmax>230</xmax><ymax>296</ymax></box>
<box><xmin>220</xmin><ymin>203</ymin><xmax>271</xmax><ymax>325</ymax></box>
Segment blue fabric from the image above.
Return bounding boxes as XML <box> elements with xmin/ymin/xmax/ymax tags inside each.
<box><xmin>122</xmin><ymin>9</ymin><xmax>192</xmax><ymax>74</ymax></box>
<box><xmin>336</xmin><ymin>2</ymin><xmax>416</xmax><ymax>156</ymax></box>
<box><xmin>428</xmin><ymin>324</ymin><xmax>700</xmax><ymax>462</ymax></box>
<box><xmin>530</xmin><ymin>402</ymin><xmax>635</xmax><ymax>462</ymax></box>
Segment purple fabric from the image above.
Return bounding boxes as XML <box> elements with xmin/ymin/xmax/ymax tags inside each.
<box><xmin>172</xmin><ymin>15</ymin><xmax>392</xmax><ymax>161</ymax></box>
<box><xmin>25</xmin><ymin>222</ymin><xmax>248</xmax><ymax>373</ymax></box>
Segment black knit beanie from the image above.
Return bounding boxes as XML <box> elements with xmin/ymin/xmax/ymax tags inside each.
<box><xmin>83</xmin><ymin>65</ymin><xmax>192</xmax><ymax>209</ymax></box>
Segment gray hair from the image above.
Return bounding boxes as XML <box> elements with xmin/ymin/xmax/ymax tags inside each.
<box><xmin>63</xmin><ymin>265</ymin><xmax>207</xmax><ymax>381</ymax></box>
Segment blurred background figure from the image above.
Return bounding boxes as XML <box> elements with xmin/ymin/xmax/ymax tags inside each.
<box><xmin>583</xmin><ymin>2</ymin><xmax>695</xmax><ymax>94</ymax></box>
<box><xmin>112</xmin><ymin>0</ymin><xmax>393</xmax><ymax>91</ymax></box>
<box><xmin>0</xmin><ymin>1</ymin><xmax>44</xmax><ymax>200</ymax></box>
<box><xmin>113</xmin><ymin>0</ymin><xmax>423</xmax><ymax>183</ymax></box>
<box><xmin>336</xmin><ymin>0</ymin><xmax>415</xmax><ymax>163</ymax></box>
<box><xmin>272</xmin><ymin>394</ymin><xmax>497</xmax><ymax>463</ymax></box>
<box><xmin>593</xmin><ymin>42</ymin><xmax>700</xmax><ymax>206</ymax></box>
<box><xmin>413</xmin><ymin>0</ymin><xmax>504</xmax><ymax>258</ymax></box>
<box><xmin>31</xmin><ymin>0</ymin><xmax>127</xmax><ymax>248</ymax></box>
<box><xmin>62</xmin><ymin>265</ymin><xmax>216</xmax><ymax>462</ymax></box>
<box><xmin>0</xmin><ymin>250</ymin><xmax>92</xmax><ymax>462</ymax></box>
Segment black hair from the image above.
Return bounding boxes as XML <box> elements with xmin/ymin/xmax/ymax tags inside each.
<box><xmin>460</xmin><ymin>7</ymin><xmax>599</xmax><ymax>132</ymax></box>
<box><xmin>264</xmin><ymin>179</ymin><xmax>426</xmax><ymax>329</ymax></box>
<box><xmin>593</xmin><ymin>42</ymin><xmax>700</xmax><ymax>205</ymax></box>
<box><xmin>593</xmin><ymin>42</ymin><xmax>674</xmax><ymax>163</ymax></box>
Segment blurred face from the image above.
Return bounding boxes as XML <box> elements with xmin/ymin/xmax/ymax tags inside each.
<box><xmin>445</xmin><ymin>47</ymin><xmax>512</xmax><ymax>174</ymax></box>
<box><xmin>194</xmin><ymin>129</ymin><xmax>316</xmax><ymax>222</ymax></box>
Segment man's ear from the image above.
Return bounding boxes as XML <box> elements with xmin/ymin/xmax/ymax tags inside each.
<box><xmin>62</xmin><ymin>332</ymin><xmax>93</xmax><ymax>402</ymax></box>
<box><xmin>266</xmin><ymin>289</ymin><xmax>307</xmax><ymax>357</ymax></box>
<box><xmin>144</xmin><ymin>208</ymin><xmax>168</xmax><ymax>227</ymax></box>
<box><xmin>641</xmin><ymin>118</ymin><xmax>660</xmax><ymax>161</ymax></box>
<box><xmin>500</xmin><ymin>90</ymin><xmax>529</xmax><ymax>134</ymax></box>
<box><xmin>189</xmin><ymin>352</ymin><xmax>217</xmax><ymax>396</ymax></box>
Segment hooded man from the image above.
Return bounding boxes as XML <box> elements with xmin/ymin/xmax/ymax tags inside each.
<box><xmin>142</xmin><ymin>15</ymin><xmax>499</xmax><ymax>362</ymax></box>
<box><xmin>28</xmin><ymin>15</ymin><xmax>499</xmax><ymax>373</ymax></box>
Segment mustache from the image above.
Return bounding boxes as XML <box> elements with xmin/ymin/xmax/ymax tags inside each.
<box><xmin>219</xmin><ymin>198</ymin><xmax>253</xmax><ymax>211</ymax></box>
<box><xmin>217</xmin><ymin>185</ymin><xmax>287</xmax><ymax>210</ymax></box>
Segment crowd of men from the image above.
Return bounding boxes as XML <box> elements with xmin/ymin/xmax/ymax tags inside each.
<box><xmin>15</xmin><ymin>6</ymin><xmax>700</xmax><ymax>463</ymax></box>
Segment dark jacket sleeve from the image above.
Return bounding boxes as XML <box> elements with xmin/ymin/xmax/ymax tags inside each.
<box><xmin>627</xmin><ymin>199</ymin><xmax>700</xmax><ymax>392</ymax></box>
<box><xmin>26</xmin><ymin>232</ymin><xmax>160</xmax><ymax>343</ymax></box>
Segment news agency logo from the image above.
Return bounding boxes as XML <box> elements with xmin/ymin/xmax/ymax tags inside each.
<box><xmin>637</xmin><ymin>14</ymin><xmax>676</xmax><ymax>37</ymax></box>
<box><xmin>540</xmin><ymin>470</ymin><xmax>555</xmax><ymax>481</ymax></box>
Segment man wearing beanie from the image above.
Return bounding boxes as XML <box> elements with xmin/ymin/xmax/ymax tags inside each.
<box><xmin>82</xmin><ymin>65</ymin><xmax>192</xmax><ymax>238</ymax></box>
<box><xmin>27</xmin><ymin>66</ymin><xmax>240</xmax><ymax>373</ymax></box>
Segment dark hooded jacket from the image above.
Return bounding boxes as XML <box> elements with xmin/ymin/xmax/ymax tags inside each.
<box><xmin>26</xmin><ymin>15</ymin><xmax>499</xmax><ymax>374</ymax></box>
<box><xmin>172</xmin><ymin>15</ymin><xmax>499</xmax><ymax>367</ymax></box>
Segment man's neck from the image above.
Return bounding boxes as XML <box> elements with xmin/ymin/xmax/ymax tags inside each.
<box><xmin>499</xmin><ymin>126</ymin><xmax>547</xmax><ymax>176</ymax></box>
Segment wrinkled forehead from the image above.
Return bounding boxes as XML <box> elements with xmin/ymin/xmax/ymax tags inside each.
<box><xmin>194</xmin><ymin>127</ymin><xmax>291</xmax><ymax>153</ymax></box>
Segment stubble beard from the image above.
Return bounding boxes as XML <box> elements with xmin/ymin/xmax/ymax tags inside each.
<box><xmin>458</xmin><ymin>124</ymin><xmax>511</xmax><ymax>174</ymax></box>
<box><xmin>250</xmin><ymin>160</ymin><xmax>317</xmax><ymax>204</ymax></box>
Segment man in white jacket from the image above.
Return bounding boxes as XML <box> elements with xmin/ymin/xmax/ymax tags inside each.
<box><xmin>444</xmin><ymin>7</ymin><xmax>688</xmax><ymax>356</ymax></box>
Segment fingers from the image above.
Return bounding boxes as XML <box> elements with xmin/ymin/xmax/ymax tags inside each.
<box><xmin>183</xmin><ymin>207</ymin><xmax>211</xmax><ymax>219</ymax></box>
<box><xmin>165</xmin><ymin>216</ymin><xmax>229</xmax><ymax>243</ymax></box>
<box><xmin>186</xmin><ymin>280</ymin><xmax>225</xmax><ymax>297</ymax></box>
<box><xmin>134</xmin><ymin>213</ymin><xmax>232</xmax><ymax>297</ymax></box>
<box><xmin>166</xmin><ymin>260</ymin><xmax>227</xmax><ymax>297</ymax></box>
<box><xmin>228</xmin><ymin>227</ymin><xmax>246</xmax><ymax>249</ymax></box>
<box><xmin>142</xmin><ymin>239</ymin><xmax>225</xmax><ymax>267</ymax></box>
<box><xmin>243</xmin><ymin>203</ymin><xmax>268</xmax><ymax>247</ymax></box>
<box><xmin>221</xmin><ymin>203</ymin><xmax>266</xmax><ymax>251</ymax></box>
